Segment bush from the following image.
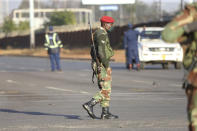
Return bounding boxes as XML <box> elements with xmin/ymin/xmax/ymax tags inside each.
<box><xmin>1</xmin><ymin>18</ymin><xmax>30</xmax><ymax>35</ymax></box>
<box><xmin>17</xmin><ymin>21</ymin><xmax>29</xmax><ymax>31</ymax></box>
<box><xmin>46</xmin><ymin>11</ymin><xmax>76</xmax><ymax>26</ymax></box>
<box><xmin>2</xmin><ymin>18</ymin><xmax>16</xmax><ymax>35</ymax></box>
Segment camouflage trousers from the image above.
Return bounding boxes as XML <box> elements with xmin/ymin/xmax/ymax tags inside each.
<box><xmin>93</xmin><ymin>66</ymin><xmax>112</xmax><ymax>107</ymax></box>
<box><xmin>186</xmin><ymin>70</ymin><xmax>197</xmax><ymax>131</ymax></box>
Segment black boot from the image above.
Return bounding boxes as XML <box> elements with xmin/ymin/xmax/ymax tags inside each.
<box><xmin>82</xmin><ymin>98</ymin><xmax>98</xmax><ymax>119</ymax></box>
<box><xmin>101</xmin><ymin>107</ymin><xmax>119</xmax><ymax>119</ymax></box>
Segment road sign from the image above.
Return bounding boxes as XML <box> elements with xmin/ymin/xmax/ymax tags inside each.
<box><xmin>82</xmin><ymin>0</ymin><xmax>135</xmax><ymax>5</ymax></box>
<box><xmin>99</xmin><ymin>5</ymin><xmax>119</xmax><ymax>11</ymax></box>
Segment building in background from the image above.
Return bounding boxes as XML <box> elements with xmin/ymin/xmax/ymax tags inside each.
<box><xmin>11</xmin><ymin>8</ymin><xmax>92</xmax><ymax>29</ymax></box>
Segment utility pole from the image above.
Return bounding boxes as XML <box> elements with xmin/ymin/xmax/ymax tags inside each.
<box><xmin>119</xmin><ymin>5</ymin><xmax>123</xmax><ymax>25</ymax></box>
<box><xmin>0</xmin><ymin>0</ymin><xmax>2</xmax><ymax>24</ymax></box>
<box><xmin>29</xmin><ymin>0</ymin><xmax>35</xmax><ymax>48</ymax></box>
<box><xmin>159</xmin><ymin>0</ymin><xmax>163</xmax><ymax>21</ymax></box>
<box><xmin>37</xmin><ymin>0</ymin><xmax>40</xmax><ymax>8</ymax></box>
<box><xmin>5</xmin><ymin>0</ymin><xmax>9</xmax><ymax>17</ymax></box>
<box><xmin>181</xmin><ymin>0</ymin><xmax>184</xmax><ymax>10</ymax></box>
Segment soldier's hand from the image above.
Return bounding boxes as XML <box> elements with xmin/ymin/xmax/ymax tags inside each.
<box><xmin>106</xmin><ymin>67</ymin><xmax>112</xmax><ymax>75</ymax></box>
<box><xmin>186</xmin><ymin>4</ymin><xmax>197</xmax><ymax>20</ymax></box>
<box><xmin>171</xmin><ymin>6</ymin><xmax>196</xmax><ymax>30</ymax></box>
<box><xmin>97</xmin><ymin>66</ymin><xmax>101</xmax><ymax>73</ymax></box>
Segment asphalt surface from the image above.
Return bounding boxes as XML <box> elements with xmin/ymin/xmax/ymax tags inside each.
<box><xmin>0</xmin><ymin>56</ymin><xmax>187</xmax><ymax>131</ymax></box>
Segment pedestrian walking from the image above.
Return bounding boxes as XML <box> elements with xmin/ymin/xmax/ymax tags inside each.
<box><xmin>82</xmin><ymin>16</ymin><xmax>118</xmax><ymax>119</ymax></box>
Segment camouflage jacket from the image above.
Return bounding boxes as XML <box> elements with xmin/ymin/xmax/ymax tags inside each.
<box><xmin>162</xmin><ymin>3</ymin><xmax>197</xmax><ymax>70</ymax></box>
<box><xmin>93</xmin><ymin>27</ymin><xmax>114</xmax><ymax>68</ymax></box>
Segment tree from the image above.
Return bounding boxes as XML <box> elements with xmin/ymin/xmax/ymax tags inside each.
<box><xmin>2</xmin><ymin>18</ymin><xmax>16</xmax><ymax>35</ymax></box>
<box><xmin>18</xmin><ymin>0</ymin><xmax>46</xmax><ymax>9</ymax></box>
<box><xmin>46</xmin><ymin>11</ymin><xmax>76</xmax><ymax>26</ymax></box>
<box><xmin>17</xmin><ymin>21</ymin><xmax>29</xmax><ymax>31</ymax></box>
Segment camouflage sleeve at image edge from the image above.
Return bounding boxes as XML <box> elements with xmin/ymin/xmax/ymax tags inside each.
<box><xmin>162</xmin><ymin>4</ymin><xmax>197</xmax><ymax>43</ymax></box>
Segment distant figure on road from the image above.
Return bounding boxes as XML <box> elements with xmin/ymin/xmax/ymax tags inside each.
<box><xmin>44</xmin><ymin>26</ymin><xmax>63</xmax><ymax>72</ymax></box>
<box><xmin>82</xmin><ymin>16</ymin><xmax>118</xmax><ymax>120</ymax></box>
<box><xmin>123</xmin><ymin>24</ymin><xmax>145</xmax><ymax>70</ymax></box>
<box><xmin>162</xmin><ymin>3</ymin><xmax>197</xmax><ymax>131</ymax></box>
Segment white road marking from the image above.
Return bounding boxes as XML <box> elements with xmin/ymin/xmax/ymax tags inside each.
<box><xmin>113</xmin><ymin>92</ymin><xmax>181</xmax><ymax>95</ymax></box>
<box><xmin>45</xmin><ymin>86</ymin><xmax>90</xmax><ymax>94</ymax></box>
<box><xmin>19</xmin><ymin>67</ymin><xmax>26</xmax><ymax>69</ymax></box>
<box><xmin>78</xmin><ymin>74</ymin><xmax>88</xmax><ymax>77</ymax></box>
<box><xmin>6</xmin><ymin>80</ymin><xmax>17</xmax><ymax>84</ymax></box>
<box><xmin>81</xmin><ymin>69</ymin><xmax>91</xmax><ymax>72</ymax></box>
<box><xmin>131</xmin><ymin>80</ymin><xmax>182</xmax><ymax>88</ymax></box>
<box><xmin>37</xmin><ymin>69</ymin><xmax>45</xmax><ymax>71</ymax></box>
<box><xmin>80</xmin><ymin>91</ymin><xmax>89</xmax><ymax>94</ymax></box>
<box><xmin>0</xmin><ymin>70</ymin><xmax>7</xmax><ymax>72</ymax></box>
<box><xmin>45</xmin><ymin>86</ymin><xmax>73</xmax><ymax>92</ymax></box>
<box><xmin>131</xmin><ymin>80</ymin><xmax>151</xmax><ymax>84</ymax></box>
<box><xmin>0</xmin><ymin>91</ymin><xmax>6</xmax><ymax>94</ymax></box>
<box><xmin>170</xmin><ymin>84</ymin><xmax>182</xmax><ymax>87</ymax></box>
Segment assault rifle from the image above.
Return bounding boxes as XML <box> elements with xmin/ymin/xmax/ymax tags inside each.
<box><xmin>88</xmin><ymin>14</ymin><xmax>101</xmax><ymax>83</ymax></box>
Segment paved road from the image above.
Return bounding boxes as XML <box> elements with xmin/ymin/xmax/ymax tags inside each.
<box><xmin>0</xmin><ymin>56</ymin><xmax>187</xmax><ymax>131</ymax></box>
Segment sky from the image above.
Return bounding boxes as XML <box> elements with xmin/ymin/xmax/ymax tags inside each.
<box><xmin>2</xmin><ymin>0</ymin><xmax>196</xmax><ymax>14</ymax></box>
<box><xmin>0</xmin><ymin>0</ymin><xmax>194</xmax><ymax>24</ymax></box>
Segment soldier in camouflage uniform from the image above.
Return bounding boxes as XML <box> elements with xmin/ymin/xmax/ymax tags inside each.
<box><xmin>82</xmin><ymin>16</ymin><xmax>118</xmax><ymax>119</ymax></box>
<box><xmin>162</xmin><ymin>3</ymin><xmax>197</xmax><ymax>131</ymax></box>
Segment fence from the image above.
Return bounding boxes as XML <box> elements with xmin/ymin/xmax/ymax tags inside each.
<box><xmin>0</xmin><ymin>21</ymin><xmax>169</xmax><ymax>49</ymax></box>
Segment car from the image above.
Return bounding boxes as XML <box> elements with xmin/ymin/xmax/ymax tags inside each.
<box><xmin>136</xmin><ymin>27</ymin><xmax>183</xmax><ymax>69</ymax></box>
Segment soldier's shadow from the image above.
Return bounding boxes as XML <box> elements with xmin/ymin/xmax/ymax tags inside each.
<box><xmin>0</xmin><ymin>109</ymin><xmax>82</xmax><ymax>120</ymax></box>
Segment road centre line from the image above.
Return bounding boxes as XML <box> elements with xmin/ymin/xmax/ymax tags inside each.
<box><xmin>112</xmin><ymin>92</ymin><xmax>182</xmax><ymax>95</ymax></box>
<box><xmin>45</xmin><ymin>86</ymin><xmax>89</xmax><ymax>94</ymax></box>
<box><xmin>131</xmin><ymin>80</ymin><xmax>152</xmax><ymax>84</ymax></box>
<box><xmin>169</xmin><ymin>84</ymin><xmax>182</xmax><ymax>87</ymax></box>
<box><xmin>0</xmin><ymin>70</ymin><xmax>7</xmax><ymax>72</ymax></box>
<box><xmin>6</xmin><ymin>79</ymin><xmax>17</xmax><ymax>84</ymax></box>
<box><xmin>45</xmin><ymin>86</ymin><xmax>73</xmax><ymax>92</ymax></box>
<box><xmin>0</xmin><ymin>92</ymin><xmax>181</xmax><ymax>96</ymax></box>
<box><xmin>131</xmin><ymin>80</ymin><xmax>182</xmax><ymax>88</ymax></box>
<box><xmin>80</xmin><ymin>91</ymin><xmax>89</xmax><ymax>94</ymax></box>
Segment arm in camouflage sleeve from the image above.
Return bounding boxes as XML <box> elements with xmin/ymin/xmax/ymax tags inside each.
<box><xmin>162</xmin><ymin>4</ymin><xmax>197</xmax><ymax>43</ymax></box>
<box><xmin>184</xmin><ymin>20</ymin><xmax>197</xmax><ymax>33</ymax></box>
<box><xmin>97</xmin><ymin>34</ymin><xmax>109</xmax><ymax>68</ymax></box>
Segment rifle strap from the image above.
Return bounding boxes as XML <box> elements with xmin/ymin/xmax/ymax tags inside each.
<box><xmin>92</xmin><ymin>71</ymin><xmax>95</xmax><ymax>83</ymax></box>
<box><xmin>183</xmin><ymin>56</ymin><xmax>197</xmax><ymax>89</ymax></box>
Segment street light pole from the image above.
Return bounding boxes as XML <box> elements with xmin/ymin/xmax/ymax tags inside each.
<box><xmin>29</xmin><ymin>0</ymin><xmax>35</xmax><ymax>49</ymax></box>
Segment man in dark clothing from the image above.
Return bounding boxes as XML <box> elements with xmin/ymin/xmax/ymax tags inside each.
<box><xmin>44</xmin><ymin>26</ymin><xmax>63</xmax><ymax>72</ymax></box>
<box><xmin>123</xmin><ymin>24</ymin><xmax>144</xmax><ymax>70</ymax></box>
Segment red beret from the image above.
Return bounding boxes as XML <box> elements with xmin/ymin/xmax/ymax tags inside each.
<box><xmin>100</xmin><ymin>16</ymin><xmax>114</xmax><ymax>23</ymax></box>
